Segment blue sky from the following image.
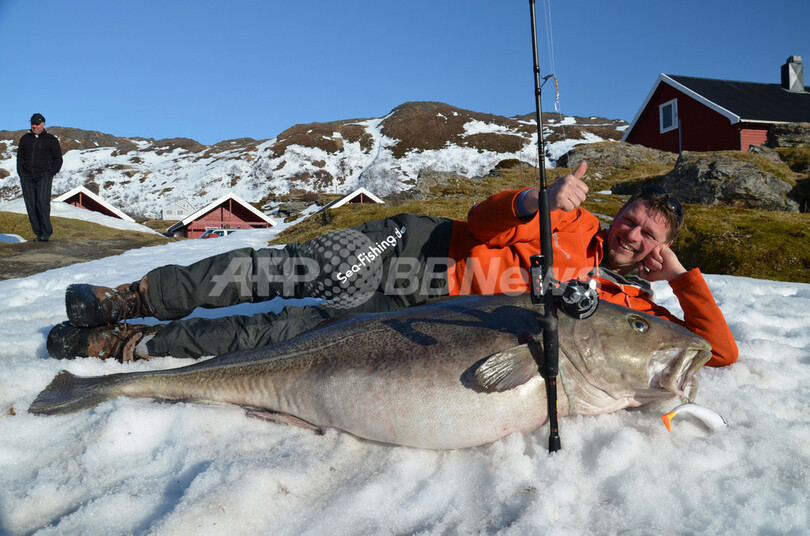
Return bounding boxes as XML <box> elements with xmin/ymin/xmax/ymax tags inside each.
<box><xmin>2</xmin><ymin>0</ymin><xmax>807</xmax><ymax>145</ymax></box>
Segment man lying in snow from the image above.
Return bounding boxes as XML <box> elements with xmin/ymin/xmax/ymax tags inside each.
<box><xmin>47</xmin><ymin>161</ymin><xmax>738</xmax><ymax>367</ymax></box>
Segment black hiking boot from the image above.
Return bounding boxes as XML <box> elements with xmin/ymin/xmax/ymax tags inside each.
<box><xmin>46</xmin><ymin>322</ymin><xmax>166</xmax><ymax>362</ymax></box>
<box><xmin>65</xmin><ymin>276</ymin><xmax>155</xmax><ymax>327</ymax></box>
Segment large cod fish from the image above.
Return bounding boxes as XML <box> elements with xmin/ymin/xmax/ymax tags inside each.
<box><xmin>29</xmin><ymin>295</ymin><xmax>711</xmax><ymax>449</ymax></box>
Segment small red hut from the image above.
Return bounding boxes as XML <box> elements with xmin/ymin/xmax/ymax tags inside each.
<box><xmin>167</xmin><ymin>192</ymin><xmax>276</xmax><ymax>238</ymax></box>
<box><xmin>54</xmin><ymin>186</ymin><xmax>135</xmax><ymax>222</ymax></box>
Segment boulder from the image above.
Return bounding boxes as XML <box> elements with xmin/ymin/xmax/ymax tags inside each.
<box><xmin>659</xmin><ymin>152</ymin><xmax>799</xmax><ymax>212</ymax></box>
<box><xmin>558</xmin><ymin>142</ymin><xmax>677</xmax><ymax>169</ymax></box>
<box><xmin>394</xmin><ymin>169</ymin><xmax>469</xmax><ymax>200</ymax></box>
<box><xmin>274</xmin><ymin>200</ymin><xmax>311</xmax><ymax>218</ymax></box>
<box><xmin>766</xmin><ymin>122</ymin><xmax>810</xmax><ymax>148</ymax></box>
<box><xmin>746</xmin><ymin>144</ymin><xmax>785</xmax><ymax>164</ymax></box>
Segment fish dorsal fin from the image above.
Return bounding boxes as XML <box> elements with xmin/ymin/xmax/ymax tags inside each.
<box><xmin>475</xmin><ymin>344</ymin><xmax>539</xmax><ymax>392</ymax></box>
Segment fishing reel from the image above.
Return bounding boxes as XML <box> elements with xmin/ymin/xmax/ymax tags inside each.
<box><xmin>530</xmin><ymin>255</ymin><xmax>599</xmax><ymax>320</ymax></box>
<box><xmin>558</xmin><ymin>279</ymin><xmax>599</xmax><ymax>320</ymax></box>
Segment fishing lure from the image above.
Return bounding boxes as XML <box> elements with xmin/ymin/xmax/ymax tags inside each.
<box><xmin>662</xmin><ymin>403</ymin><xmax>728</xmax><ymax>432</ymax></box>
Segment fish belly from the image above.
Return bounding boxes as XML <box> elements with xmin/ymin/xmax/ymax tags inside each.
<box><xmin>269</xmin><ymin>365</ymin><xmax>549</xmax><ymax>449</ymax></box>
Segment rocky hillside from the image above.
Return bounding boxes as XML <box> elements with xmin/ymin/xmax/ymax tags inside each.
<box><xmin>0</xmin><ymin>102</ymin><xmax>627</xmax><ymax>218</ymax></box>
<box><xmin>561</xmin><ymin>125</ymin><xmax>810</xmax><ymax>213</ymax></box>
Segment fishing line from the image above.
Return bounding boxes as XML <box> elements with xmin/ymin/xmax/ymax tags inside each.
<box><xmin>539</xmin><ymin>0</ymin><xmax>594</xmax><ymax>278</ymax></box>
<box><xmin>542</xmin><ymin>0</ymin><xmax>562</xmax><ymax>116</ymax></box>
<box><xmin>543</xmin><ymin>0</ymin><xmax>561</xmax><ymax>113</ymax></box>
<box><xmin>538</xmin><ymin>1</ymin><xmax>567</xmax><ymax>165</ymax></box>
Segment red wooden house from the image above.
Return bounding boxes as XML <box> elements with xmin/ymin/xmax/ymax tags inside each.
<box><xmin>167</xmin><ymin>192</ymin><xmax>276</xmax><ymax>238</ymax></box>
<box><xmin>622</xmin><ymin>56</ymin><xmax>810</xmax><ymax>153</ymax></box>
<box><xmin>54</xmin><ymin>185</ymin><xmax>135</xmax><ymax>222</ymax></box>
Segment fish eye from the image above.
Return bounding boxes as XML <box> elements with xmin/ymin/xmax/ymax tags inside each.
<box><xmin>628</xmin><ymin>315</ymin><xmax>649</xmax><ymax>333</ymax></box>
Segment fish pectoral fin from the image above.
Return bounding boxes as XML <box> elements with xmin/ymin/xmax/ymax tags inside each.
<box><xmin>243</xmin><ymin>408</ymin><xmax>323</xmax><ymax>433</ymax></box>
<box><xmin>475</xmin><ymin>344</ymin><xmax>539</xmax><ymax>393</ymax></box>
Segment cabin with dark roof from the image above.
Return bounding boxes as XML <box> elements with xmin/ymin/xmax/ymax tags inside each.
<box><xmin>166</xmin><ymin>192</ymin><xmax>275</xmax><ymax>238</ymax></box>
<box><xmin>54</xmin><ymin>186</ymin><xmax>135</xmax><ymax>222</ymax></box>
<box><xmin>622</xmin><ymin>56</ymin><xmax>810</xmax><ymax>153</ymax></box>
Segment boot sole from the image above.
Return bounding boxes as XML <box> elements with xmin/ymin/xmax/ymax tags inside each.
<box><xmin>65</xmin><ymin>284</ymin><xmax>107</xmax><ymax>327</ymax></box>
<box><xmin>46</xmin><ymin>321</ymin><xmax>88</xmax><ymax>360</ymax></box>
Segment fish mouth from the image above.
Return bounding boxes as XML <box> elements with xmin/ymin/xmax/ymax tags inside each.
<box><xmin>650</xmin><ymin>346</ymin><xmax>712</xmax><ymax>403</ymax></box>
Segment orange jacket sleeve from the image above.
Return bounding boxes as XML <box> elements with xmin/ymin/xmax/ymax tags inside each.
<box><xmin>466</xmin><ymin>188</ymin><xmax>586</xmax><ymax>247</ymax></box>
<box><xmin>668</xmin><ymin>269</ymin><xmax>738</xmax><ymax>367</ymax></box>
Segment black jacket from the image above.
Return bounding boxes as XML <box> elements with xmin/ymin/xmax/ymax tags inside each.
<box><xmin>17</xmin><ymin>129</ymin><xmax>63</xmax><ymax>177</ymax></box>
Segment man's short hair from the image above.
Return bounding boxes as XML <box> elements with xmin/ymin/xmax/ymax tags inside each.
<box><xmin>621</xmin><ymin>185</ymin><xmax>684</xmax><ymax>242</ymax></box>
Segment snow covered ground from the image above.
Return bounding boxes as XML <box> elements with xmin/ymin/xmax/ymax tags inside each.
<box><xmin>0</xmin><ymin>223</ymin><xmax>808</xmax><ymax>535</ymax></box>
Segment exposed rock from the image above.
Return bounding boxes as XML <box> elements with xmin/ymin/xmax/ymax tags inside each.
<box><xmin>790</xmin><ymin>179</ymin><xmax>810</xmax><ymax>212</ymax></box>
<box><xmin>391</xmin><ymin>169</ymin><xmax>470</xmax><ymax>200</ymax></box>
<box><xmin>558</xmin><ymin>142</ymin><xmax>677</xmax><ymax>169</ymax></box>
<box><xmin>659</xmin><ymin>152</ymin><xmax>799</xmax><ymax>212</ymax></box>
<box><xmin>319</xmin><ymin>209</ymin><xmax>333</xmax><ymax>225</ymax></box>
<box><xmin>273</xmin><ymin>200</ymin><xmax>311</xmax><ymax>219</ymax></box>
<box><xmin>493</xmin><ymin>158</ymin><xmax>522</xmax><ymax>169</ymax></box>
<box><xmin>747</xmin><ymin>145</ymin><xmax>785</xmax><ymax>163</ymax></box>
<box><xmin>766</xmin><ymin>122</ymin><xmax>810</xmax><ymax>148</ymax></box>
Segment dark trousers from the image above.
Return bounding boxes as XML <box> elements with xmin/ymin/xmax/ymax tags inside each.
<box><xmin>20</xmin><ymin>173</ymin><xmax>53</xmax><ymax>239</ymax></box>
<box><xmin>146</xmin><ymin>213</ymin><xmax>454</xmax><ymax>358</ymax></box>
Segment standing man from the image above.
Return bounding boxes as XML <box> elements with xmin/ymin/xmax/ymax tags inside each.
<box><xmin>17</xmin><ymin>113</ymin><xmax>63</xmax><ymax>242</ymax></box>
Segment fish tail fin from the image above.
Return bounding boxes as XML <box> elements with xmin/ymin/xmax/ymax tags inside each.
<box><xmin>661</xmin><ymin>411</ymin><xmax>675</xmax><ymax>432</ymax></box>
<box><xmin>29</xmin><ymin>370</ymin><xmax>119</xmax><ymax>415</ymax></box>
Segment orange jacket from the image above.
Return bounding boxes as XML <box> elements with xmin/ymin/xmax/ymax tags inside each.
<box><xmin>446</xmin><ymin>188</ymin><xmax>738</xmax><ymax>367</ymax></box>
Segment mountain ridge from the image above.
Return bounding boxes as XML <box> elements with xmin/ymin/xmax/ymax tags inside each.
<box><xmin>0</xmin><ymin>101</ymin><xmax>627</xmax><ymax>218</ymax></box>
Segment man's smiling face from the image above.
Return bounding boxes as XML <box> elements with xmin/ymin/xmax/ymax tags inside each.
<box><xmin>605</xmin><ymin>199</ymin><xmax>673</xmax><ymax>273</ymax></box>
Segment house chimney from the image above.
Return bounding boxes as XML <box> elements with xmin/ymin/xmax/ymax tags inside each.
<box><xmin>781</xmin><ymin>56</ymin><xmax>804</xmax><ymax>92</ymax></box>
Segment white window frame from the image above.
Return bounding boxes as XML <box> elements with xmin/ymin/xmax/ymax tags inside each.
<box><xmin>659</xmin><ymin>98</ymin><xmax>678</xmax><ymax>133</ymax></box>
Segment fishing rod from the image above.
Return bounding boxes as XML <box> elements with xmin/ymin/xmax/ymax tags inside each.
<box><xmin>528</xmin><ymin>0</ymin><xmax>561</xmax><ymax>453</ymax></box>
<box><xmin>528</xmin><ymin>0</ymin><xmax>599</xmax><ymax>453</ymax></box>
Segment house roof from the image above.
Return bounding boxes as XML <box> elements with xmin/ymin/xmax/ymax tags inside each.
<box><xmin>162</xmin><ymin>198</ymin><xmax>196</xmax><ymax>211</ymax></box>
<box><xmin>319</xmin><ymin>187</ymin><xmax>384</xmax><ymax>212</ymax></box>
<box><xmin>668</xmin><ymin>74</ymin><xmax>810</xmax><ymax>123</ymax></box>
<box><xmin>167</xmin><ymin>192</ymin><xmax>275</xmax><ymax>233</ymax></box>
<box><xmin>622</xmin><ymin>73</ymin><xmax>810</xmax><ymax>141</ymax></box>
<box><xmin>53</xmin><ymin>186</ymin><xmax>135</xmax><ymax>222</ymax></box>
